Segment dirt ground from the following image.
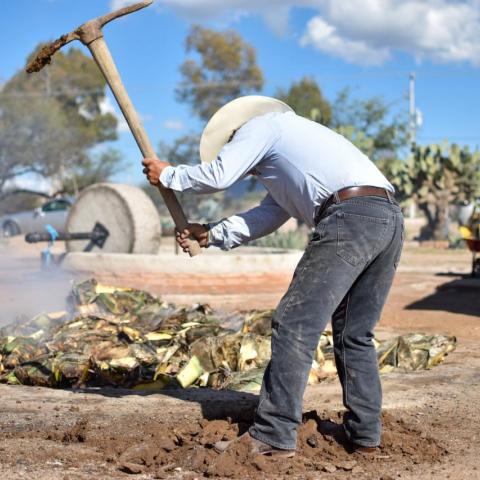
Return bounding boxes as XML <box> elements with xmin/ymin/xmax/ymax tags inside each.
<box><xmin>0</xmin><ymin>237</ymin><xmax>479</xmax><ymax>479</ymax></box>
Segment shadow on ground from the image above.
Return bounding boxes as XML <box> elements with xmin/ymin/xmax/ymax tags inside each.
<box><xmin>406</xmin><ymin>275</ymin><xmax>480</xmax><ymax>317</ymax></box>
<box><xmin>75</xmin><ymin>385</ymin><xmax>259</xmax><ymax>424</ymax></box>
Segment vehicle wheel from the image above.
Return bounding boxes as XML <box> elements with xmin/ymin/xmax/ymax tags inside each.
<box><xmin>2</xmin><ymin>221</ymin><xmax>20</xmax><ymax>237</ymax></box>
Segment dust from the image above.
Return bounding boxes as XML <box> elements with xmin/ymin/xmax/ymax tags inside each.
<box><xmin>26</xmin><ymin>34</ymin><xmax>69</xmax><ymax>73</ymax></box>
<box><xmin>0</xmin><ymin>248</ymin><xmax>74</xmax><ymax>328</ymax></box>
<box><xmin>40</xmin><ymin>409</ymin><xmax>446</xmax><ymax>479</ymax></box>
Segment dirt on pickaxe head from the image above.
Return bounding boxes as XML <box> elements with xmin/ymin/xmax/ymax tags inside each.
<box><xmin>26</xmin><ymin>0</ymin><xmax>153</xmax><ymax>73</ymax></box>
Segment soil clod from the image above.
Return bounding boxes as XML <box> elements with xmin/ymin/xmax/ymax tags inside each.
<box><xmin>26</xmin><ymin>35</ymin><xmax>69</xmax><ymax>73</ymax></box>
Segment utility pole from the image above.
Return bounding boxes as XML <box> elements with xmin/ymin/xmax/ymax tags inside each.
<box><xmin>409</xmin><ymin>71</ymin><xmax>416</xmax><ymax>148</ymax></box>
<box><xmin>408</xmin><ymin>72</ymin><xmax>417</xmax><ymax>220</ymax></box>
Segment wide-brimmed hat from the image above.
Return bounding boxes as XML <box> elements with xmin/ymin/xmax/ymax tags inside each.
<box><xmin>199</xmin><ymin>95</ymin><xmax>293</xmax><ymax>164</ymax></box>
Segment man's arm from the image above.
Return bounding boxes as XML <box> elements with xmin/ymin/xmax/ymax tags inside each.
<box><xmin>144</xmin><ymin>115</ymin><xmax>280</xmax><ymax>193</ymax></box>
<box><xmin>177</xmin><ymin>194</ymin><xmax>290</xmax><ymax>252</ymax></box>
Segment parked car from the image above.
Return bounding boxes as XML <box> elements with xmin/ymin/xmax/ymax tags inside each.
<box><xmin>1</xmin><ymin>198</ymin><xmax>72</xmax><ymax>237</ymax></box>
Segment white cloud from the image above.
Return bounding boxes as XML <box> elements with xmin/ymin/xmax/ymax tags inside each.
<box><xmin>99</xmin><ymin>96</ymin><xmax>154</xmax><ymax>134</ymax></box>
<box><xmin>300</xmin><ymin>16</ymin><xmax>391</xmax><ymax>66</ymax></box>
<box><xmin>110</xmin><ymin>0</ymin><xmax>316</xmax><ymax>34</ymax></box>
<box><xmin>163</xmin><ymin>119</ymin><xmax>184</xmax><ymax>130</ymax></box>
<box><xmin>303</xmin><ymin>0</ymin><xmax>480</xmax><ymax>66</ymax></box>
<box><xmin>100</xmin><ymin>96</ymin><xmax>130</xmax><ymax>133</ymax></box>
<box><xmin>110</xmin><ymin>0</ymin><xmax>480</xmax><ymax>66</ymax></box>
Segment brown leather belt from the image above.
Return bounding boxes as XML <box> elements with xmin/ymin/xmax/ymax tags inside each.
<box><xmin>315</xmin><ymin>186</ymin><xmax>395</xmax><ymax>223</ymax></box>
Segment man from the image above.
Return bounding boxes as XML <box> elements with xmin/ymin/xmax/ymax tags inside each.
<box><xmin>143</xmin><ymin>96</ymin><xmax>404</xmax><ymax>457</ymax></box>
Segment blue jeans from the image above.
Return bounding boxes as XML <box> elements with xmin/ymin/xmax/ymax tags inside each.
<box><xmin>249</xmin><ymin>196</ymin><xmax>404</xmax><ymax>449</ymax></box>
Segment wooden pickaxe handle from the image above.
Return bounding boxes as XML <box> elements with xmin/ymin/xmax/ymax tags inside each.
<box><xmin>88</xmin><ymin>38</ymin><xmax>202</xmax><ymax>257</ymax></box>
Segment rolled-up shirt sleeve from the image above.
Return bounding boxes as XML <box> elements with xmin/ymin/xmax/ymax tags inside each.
<box><xmin>207</xmin><ymin>194</ymin><xmax>291</xmax><ymax>250</ymax></box>
<box><xmin>159</xmin><ymin>115</ymin><xmax>280</xmax><ymax>193</ymax></box>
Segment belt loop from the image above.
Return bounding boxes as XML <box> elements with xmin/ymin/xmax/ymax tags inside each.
<box><xmin>333</xmin><ymin>190</ymin><xmax>340</xmax><ymax>203</ymax></box>
<box><xmin>386</xmin><ymin>189</ymin><xmax>393</xmax><ymax>203</ymax></box>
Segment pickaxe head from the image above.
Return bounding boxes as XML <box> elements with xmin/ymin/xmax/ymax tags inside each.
<box><xmin>26</xmin><ymin>0</ymin><xmax>153</xmax><ymax>73</ymax></box>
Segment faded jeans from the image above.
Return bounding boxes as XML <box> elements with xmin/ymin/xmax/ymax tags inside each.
<box><xmin>249</xmin><ymin>196</ymin><xmax>404</xmax><ymax>449</ymax></box>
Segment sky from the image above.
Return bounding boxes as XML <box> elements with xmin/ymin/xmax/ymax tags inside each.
<box><xmin>1</xmin><ymin>0</ymin><xmax>480</xmax><ymax>187</ymax></box>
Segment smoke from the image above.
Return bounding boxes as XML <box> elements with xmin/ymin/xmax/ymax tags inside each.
<box><xmin>0</xmin><ymin>238</ymin><xmax>81</xmax><ymax>327</ymax></box>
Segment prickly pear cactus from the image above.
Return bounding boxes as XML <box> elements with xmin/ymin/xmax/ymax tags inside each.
<box><xmin>383</xmin><ymin>143</ymin><xmax>480</xmax><ymax>240</ymax></box>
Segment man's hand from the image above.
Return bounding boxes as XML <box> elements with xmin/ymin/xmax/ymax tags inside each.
<box><xmin>176</xmin><ymin>224</ymin><xmax>209</xmax><ymax>252</ymax></box>
<box><xmin>142</xmin><ymin>158</ymin><xmax>171</xmax><ymax>186</ymax></box>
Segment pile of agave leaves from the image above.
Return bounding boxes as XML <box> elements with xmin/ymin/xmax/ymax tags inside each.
<box><xmin>0</xmin><ymin>280</ymin><xmax>457</xmax><ymax>392</ymax></box>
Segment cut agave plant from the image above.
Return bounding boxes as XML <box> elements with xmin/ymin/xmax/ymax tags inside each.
<box><xmin>0</xmin><ymin>279</ymin><xmax>457</xmax><ymax>391</ymax></box>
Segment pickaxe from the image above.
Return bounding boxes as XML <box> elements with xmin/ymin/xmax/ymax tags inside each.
<box><xmin>26</xmin><ymin>0</ymin><xmax>202</xmax><ymax>256</ymax></box>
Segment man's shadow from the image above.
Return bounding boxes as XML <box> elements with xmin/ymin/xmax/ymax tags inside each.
<box><xmin>405</xmin><ymin>273</ymin><xmax>480</xmax><ymax>317</ymax></box>
<box><xmin>74</xmin><ymin>384</ymin><xmax>259</xmax><ymax>428</ymax></box>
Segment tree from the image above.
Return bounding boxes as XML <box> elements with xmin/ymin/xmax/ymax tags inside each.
<box><xmin>156</xmin><ymin>26</ymin><xmax>265</xmax><ymax>223</ymax></box>
<box><xmin>0</xmin><ymin>191</ymin><xmax>47</xmax><ymax>216</ymax></box>
<box><xmin>61</xmin><ymin>149</ymin><xmax>125</xmax><ymax>195</ymax></box>
<box><xmin>176</xmin><ymin>25</ymin><xmax>264</xmax><ymax>122</ymax></box>
<box><xmin>276</xmin><ymin>77</ymin><xmax>332</xmax><ymax>126</ymax></box>
<box><xmin>386</xmin><ymin>143</ymin><xmax>480</xmax><ymax>240</ymax></box>
<box><xmin>332</xmin><ymin>88</ymin><xmax>408</xmax><ymax>163</ymax></box>
<box><xmin>0</xmin><ymin>46</ymin><xmax>122</xmax><ymax>195</ymax></box>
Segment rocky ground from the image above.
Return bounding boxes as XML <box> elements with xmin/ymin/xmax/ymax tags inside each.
<box><xmin>0</xmin><ymin>237</ymin><xmax>479</xmax><ymax>479</ymax></box>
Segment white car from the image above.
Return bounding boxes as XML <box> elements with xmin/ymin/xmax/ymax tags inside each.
<box><xmin>1</xmin><ymin>198</ymin><xmax>72</xmax><ymax>237</ymax></box>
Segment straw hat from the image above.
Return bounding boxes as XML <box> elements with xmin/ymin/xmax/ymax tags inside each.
<box><xmin>199</xmin><ymin>95</ymin><xmax>293</xmax><ymax>164</ymax></box>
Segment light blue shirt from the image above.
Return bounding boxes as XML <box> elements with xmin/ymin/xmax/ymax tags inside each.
<box><xmin>160</xmin><ymin>111</ymin><xmax>393</xmax><ymax>250</ymax></box>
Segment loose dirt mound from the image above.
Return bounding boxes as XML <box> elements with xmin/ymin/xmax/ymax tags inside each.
<box><xmin>44</xmin><ymin>410</ymin><xmax>446</xmax><ymax>479</ymax></box>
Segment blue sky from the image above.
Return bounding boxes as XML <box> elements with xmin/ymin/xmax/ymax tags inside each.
<box><xmin>1</xmin><ymin>0</ymin><xmax>479</xmax><ymax>187</ymax></box>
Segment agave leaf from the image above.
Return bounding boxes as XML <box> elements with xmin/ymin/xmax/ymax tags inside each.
<box><xmin>223</xmin><ymin>368</ymin><xmax>265</xmax><ymax>392</ymax></box>
<box><xmin>29</xmin><ymin>330</ymin><xmax>45</xmax><ymax>341</ymax></box>
<box><xmin>190</xmin><ymin>333</ymin><xmax>241</xmax><ymax>372</ymax></box>
<box><xmin>52</xmin><ymin>353</ymin><xmax>91</xmax><ymax>385</ymax></box>
<box><xmin>108</xmin><ymin>357</ymin><xmax>139</xmax><ymax>369</ymax></box>
<box><xmin>0</xmin><ymin>336</ymin><xmax>38</xmax><ymax>355</ymax></box>
<box><xmin>427</xmin><ymin>335</ymin><xmax>456</xmax><ymax>368</ymax></box>
<box><xmin>130</xmin><ymin>343</ymin><xmax>158</xmax><ymax>365</ymax></box>
<box><xmin>180</xmin><ymin>321</ymin><xmax>203</xmax><ymax>328</ymax></box>
<box><xmin>308</xmin><ymin>358</ymin><xmax>337</xmax><ymax>384</ymax></box>
<box><xmin>95</xmin><ymin>284</ymin><xmax>131</xmax><ymax>295</ymax></box>
<box><xmin>145</xmin><ymin>332</ymin><xmax>174</xmax><ymax>342</ymax></box>
<box><xmin>379</xmin><ymin>364</ymin><xmax>395</xmax><ymax>374</ymax></box>
<box><xmin>4</xmin><ymin>371</ymin><xmax>21</xmax><ymax>385</ymax></box>
<box><xmin>377</xmin><ymin>338</ymin><xmax>399</xmax><ymax>367</ymax></box>
<box><xmin>156</xmin><ymin>343</ymin><xmax>181</xmax><ymax>365</ymax></box>
<box><xmin>14</xmin><ymin>356</ymin><xmax>54</xmax><ymax>387</ymax></box>
<box><xmin>119</xmin><ymin>326</ymin><xmax>142</xmax><ymax>342</ymax></box>
<box><xmin>176</xmin><ymin>356</ymin><xmax>204</xmax><ymax>388</ymax></box>
<box><xmin>242</xmin><ymin>310</ymin><xmax>273</xmax><ymax>336</ymax></box>
<box><xmin>197</xmin><ymin>372</ymin><xmax>209</xmax><ymax>387</ymax></box>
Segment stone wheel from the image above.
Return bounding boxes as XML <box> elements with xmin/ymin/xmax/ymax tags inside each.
<box><xmin>66</xmin><ymin>183</ymin><xmax>161</xmax><ymax>254</ymax></box>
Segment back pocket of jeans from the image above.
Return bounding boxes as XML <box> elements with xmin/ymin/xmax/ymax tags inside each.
<box><xmin>336</xmin><ymin>211</ymin><xmax>389</xmax><ymax>266</ymax></box>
